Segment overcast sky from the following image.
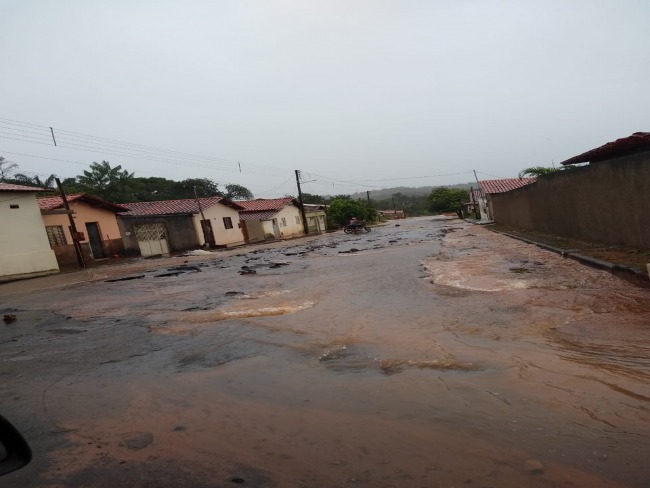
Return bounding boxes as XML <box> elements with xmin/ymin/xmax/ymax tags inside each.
<box><xmin>1</xmin><ymin>0</ymin><xmax>648</xmax><ymax>198</ymax></box>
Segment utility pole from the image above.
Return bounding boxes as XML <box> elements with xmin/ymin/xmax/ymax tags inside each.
<box><xmin>295</xmin><ymin>170</ymin><xmax>309</xmax><ymax>235</ymax></box>
<box><xmin>55</xmin><ymin>178</ymin><xmax>85</xmax><ymax>268</ymax></box>
<box><xmin>194</xmin><ymin>187</ymin><xmax>210</xmax><ymax>248</ymax></box>
<box><xmin>366</xmin><ymin>191</ymin><xmax>370</xmax><ymax>203</ymax></box>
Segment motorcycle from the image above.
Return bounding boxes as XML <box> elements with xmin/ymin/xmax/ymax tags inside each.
<box><xmin>343</xmin><ymin>221</ymin><xmax>371</xmax><ymax>234</ymax></box>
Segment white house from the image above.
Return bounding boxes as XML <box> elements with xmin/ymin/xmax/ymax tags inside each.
<box><xmin>0</xmin><ymin>183</ymin><xmax>59</xmax><ymax>281</ymax></box>
<box><xmin>118</xmin><ymin>196</ymin><xmax>246</xmax><ymax>256</ymax></box>
<box><xmin>238</xmin><ymin>198</ymin><xmax>305</xmax><ymax>242</ymax></box>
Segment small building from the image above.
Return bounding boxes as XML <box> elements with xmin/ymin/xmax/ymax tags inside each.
<box><xmin>477</xmin><ymin>178</ymin><xmax>535</xmax><ymax>221</ymax></box>
<box><xmin>118</xmin><ymin>197</ymin><xmax>245</xmax><ymax>256</ymax></box>
<box><xmin>238</xmin><ymin>198</ymin><xmax>304</xmax><ymax>242</ymax></box>
<box><xmin>378</xmin><ymin>209</ymin><xmax>405</xmax><ymax>220</ymax></box>
<box><xmin>37</xmin><ymin>193</ymin><xmax>127</xmax><ymax>268</ymax></box>
<box><xmin>0</xmin><ymin>183</ymin><xmax>59</xmax><ymax>281</ymax></box>
<box><xmin>303</xmin><ymin>204</ymin><xmax>327</xmax><ymax>233</ymax></box>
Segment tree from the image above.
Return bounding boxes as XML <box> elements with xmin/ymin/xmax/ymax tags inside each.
<box><xmin>301</xmin><ymin>193</ymin><xmax>327</xmax><ymax>204</ymax></box>
<box><xmin>13</xmin><ymin>173</ymin><xmax>57</xmax><ymax>188</ymax></box>
<box><xmin>177</xmin><ymin>178</ymin><xmax>223</xmax><ymax>198</ymax></box>
<box><xmin>518</xmin><ymin>166</ymin><xmax>559</xmax><ymax>178</ymax></box>
<box><xmin>224</xmin><ymin>183</ymin><xmax>253</xmax><ymax>200</ymax></box>
<box><xmin>76</xmin><ymin>161</ymin><xmax>136</xmax><ymax>202</ymax></box>
<box><xmin>327</xmin><ymin>198</ymin><xmax>375</xmax><ymax>228</ymax></box>
<box><xmin>0</xmin><ymin>157</ymin><xmax>18</xmax><ymax>181</ymax></box>
<box><xmin>428</xmin><ymin>187</ymin><xmax>467</xmax><ymax>214</ymax></box>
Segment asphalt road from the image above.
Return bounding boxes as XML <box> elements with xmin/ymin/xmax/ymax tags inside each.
<box><xmin>1</xmin><ymin>217</ymin><xmax>649</xmax><ymax>487</ymax></box>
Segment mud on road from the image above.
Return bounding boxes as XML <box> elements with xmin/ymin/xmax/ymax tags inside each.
<box><xmin>1</xmin><ymin>217</ymin><xmax>649</xmax><ymax>487</ymax></box>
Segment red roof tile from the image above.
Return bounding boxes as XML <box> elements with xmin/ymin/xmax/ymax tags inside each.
<box><xmin>238</xmin><ymin>197</ymin><xmax>297</xmax><ymax>212</ymax></box>
<box><xmin>37</xmin><ymin>194</ymin><xmax>128</xmax><ymax>212</ymax></box>
<box><xmin>0</xmin><ymin>182</ymin><xmax>47</xmax><ymax>192</ymax></box>
<box><xmin>561</xmin><ymin>132</ymin><xmax>650</xmax><ymax>165</ymax></box>
<box><xmin>120</xmin><ymin>196</ymin><xmax>242</xmax><ymax>216</ymax></box>
<box><xmin>479</xmin><ymin>178</ymin><xmax>535</xmax><ymax>194</ymax></box>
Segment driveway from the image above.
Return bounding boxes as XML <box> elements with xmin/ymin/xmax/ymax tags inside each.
<box><xmin>1</xmin><ymin>217</ymin><xmax>649</xmax><ymax>487</ymax></box>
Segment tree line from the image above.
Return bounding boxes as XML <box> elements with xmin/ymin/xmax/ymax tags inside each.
<box><xmin>0</xmin><ymin>157</ymin><xmax>253</xmax><ymax>203</ymax></box>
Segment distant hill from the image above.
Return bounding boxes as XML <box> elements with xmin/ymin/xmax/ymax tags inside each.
<box><xmin>346</xmin><ymin>182</ymin><xmax>475</xmax><ymax>200</ymax></box>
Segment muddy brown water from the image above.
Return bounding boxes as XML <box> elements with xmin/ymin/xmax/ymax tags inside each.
<box><xmin>1</xmin><ymin>217</ymin><xmax>649</xmax><ymax>487</ymax></box>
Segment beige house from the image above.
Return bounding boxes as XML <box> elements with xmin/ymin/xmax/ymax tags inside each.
<box><xmin>38</xmin><ymin>194</ymin><xmax>128</xmax><ymax>267</ymax></box>
<box><xmin>0</xmin><ymin>183</ymin><xmax>59</xmax><ymax>281</ymax></box>
<box><xmin>238</xmin><ymin>198</ymin><xmax>305</xmax><ymax>242</ymax></box>
<box><xmin>304</xmin><ymin>204</ymin><xmax>327</xmax><ymax>233</ymax></box>
<box><xmin>118</xmin><ymin>197</ymin><xmax>245</xmax><ymax>256</ymax></box>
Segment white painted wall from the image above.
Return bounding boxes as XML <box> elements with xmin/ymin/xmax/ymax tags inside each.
<box><xmin>274</xmin><ymin>204</ymin><xmax>304</xmax><ymax>238</ymax></box>
<box><xmin>192</xmin><ymin>202</ymin><xmax>245</xmax><ymax>247</ymax></box>
<box><xmin>0</xmin><ymin>192</ymin><xmax>59</xmax><ymax>280</ymax></box>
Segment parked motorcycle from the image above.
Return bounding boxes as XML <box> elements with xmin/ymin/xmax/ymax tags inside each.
<box><xmin>343</xmin><ymin>221</ymin><xmax>371</xmax><ymax>234</ymax></box>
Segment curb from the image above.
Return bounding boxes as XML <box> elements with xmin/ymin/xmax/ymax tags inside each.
<box><xmin>494</xmin><ymin>231</ymin><xmax>650</xmax><ymax>288</ymax></box>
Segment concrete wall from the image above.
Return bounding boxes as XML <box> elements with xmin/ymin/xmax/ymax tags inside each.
<box><xmin>0</xmin><ymin>192</ymin><xmax>59</xmax><ymax>280</ymax></box>
<box><xmin>117</xmin><ymin>215</ymin><xmax>199</xmax><ymax>254</ymax></box>
<box><xmin>491</xmin><ymin>152</ymin><xmax>650</xmax><ymax>248</ymax></box>
<box><xmin>191</xmin><ymin>203</ymin><xmax>245</xmax><ymax>247</ymax></box>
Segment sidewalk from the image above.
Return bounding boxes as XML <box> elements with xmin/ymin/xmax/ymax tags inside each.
<box><xmin>487</xmin><ymin>223</ymin><xmax>650</xmax><ymax>287</ymax></box>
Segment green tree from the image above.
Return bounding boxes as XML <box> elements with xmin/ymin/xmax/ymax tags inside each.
<box><xmin>518</xmin><ymin>166</ymin><xmax>559</xmax><ymax>178</ymax></box>
<box><xmin>13</xmin><ymin>173</ymin><xmax>57</xmax><ymax>188</ymax></box>
<box><xmin>428</xmin><ymin>187</ymin><xmax>467</xmax><ymax>214</ymax></box>
<box><xmin>224</xmin><ymin>183</ymin><xmax>253</xmax><ymax>200</ymax></box>
<box><xmin>75</xmin><ymin>161</ymin><xmax>136</xmax><ymax>202</ymax></box>
<box><xmin>176</xmin><ymin>178</ymin><xmax>223</xmax><ymax>199</ymax></box>
<box><xmin>327</xmin><ymin>198</ymin><xmax>375</xmax><ymax>228</ymax></box>
<box><xmin>301</xmin><ymin>193</ymin><xmax>327</xmax><ymax>204</ymax></box>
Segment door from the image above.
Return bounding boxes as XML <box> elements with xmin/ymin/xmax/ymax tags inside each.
<box><xmin>239</xmin><ymin>220</ymin><xmax>250</xmax><ymax>243</ymax></box>
<box><xmin>272</xmin><ymin>219</ymin><xmax>281</xmax><ymax>238</ymax></box>
<box><xmin>200</xmin><ymin>219</ymin><xmax>216</xmax><ymax>247</ymax></box>
<box><xmin>85</xmin><ymin>222</ymin><xmax>106</xmax><ymax>259</ymax></box>
<box><xmin>134</xmin><ymin>223</ymin><xmax>170</xmax><ymax>257</ymax></box>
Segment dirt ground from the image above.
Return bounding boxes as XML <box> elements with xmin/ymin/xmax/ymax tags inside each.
<box><xmin>488</xmin><ymin>224</ymin><xmax>650</xmax><ymax>274</ymax></box>
<box><xmin>1</xmin><ymin>217</ymin><xmax>649</xmax><ymax>488</ymax></box>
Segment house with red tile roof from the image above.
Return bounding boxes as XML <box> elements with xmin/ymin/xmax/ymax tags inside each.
<box><xmin>118</xmin><ymin>197</ymin><xmax>245</xmax><ymax>256</ymax></box>
<box><xmin>0</xmin><ymin>183</ymin><xmax>59</xmax><ymax>281</ymax></box>
<box><xmin>477</xmin><ymin>178</ymin><xmax>535</xmax><ymax>220</ymax></box>
<box><xmin>237</xmin><ymin>197</ymin><xmax>304</xmax><ymax>242</ymax></box>
<box><xmin>37</xmin><ymin>193</ymin><xmax>128</xmax><ymax>268</ymax></box>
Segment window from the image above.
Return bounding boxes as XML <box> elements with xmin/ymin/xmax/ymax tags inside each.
<box><xmin>281</xmin><ymin>217</ymin><xmax>287</xmax><ymax>227</ymax></box>
<box><xmin>46</xmin><ymin>226</ymin><xmax>67</xmax><ymax>247</ymax></box>
<box><xmin>223</xmin><ymin>216</ymin><xmax>233</xmax><ymax>229</ymax></box>
<box><xmin>295</xmin><ymin>215</ymin><xmax>301</xmax><ymax>224</ymax></box>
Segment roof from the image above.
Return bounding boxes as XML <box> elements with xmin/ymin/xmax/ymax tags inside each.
<box><xmin>239</xmin><ymin>210</ymin><xmax>278</xmax><ymax>221</ymax></box>
<box><xmin>238</xmin><ymin>197</ymin><xmax>298</xmax><ymax>212</ymax></box>
<box><xmin>561</xmin><ymin>132</ymin><xmax>650</xmax><ymax>166</ymax></box>
<box><xmin>479</xmin><ymin>178</ymin><xmax>535</xmax><ymax>194</ymax></box>
<box><xmin>38</xmin><ymin>193</ymin><xmax>129</xmax><ymax>212</ymax></box>
<box><xmin>119</xmin><ymin>196</ymin><xmax>242</xmax><ymax>216</ymax></box>
<box><xmin>0</xmin><ymin>182</ymin><xmax>48</xmax><ymax>192</ymax></box>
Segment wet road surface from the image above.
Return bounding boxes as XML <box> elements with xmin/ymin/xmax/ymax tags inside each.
<box><xmin>1</xmin><ymin>217</ymin><xmax>649</xmax><ymax>487</ymax></box>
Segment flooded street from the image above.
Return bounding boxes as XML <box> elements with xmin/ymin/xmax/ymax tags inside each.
<box><xmin>1</xmin><ymin>217</ymin><xmax>649</xmax><ymax>487</ymax></box>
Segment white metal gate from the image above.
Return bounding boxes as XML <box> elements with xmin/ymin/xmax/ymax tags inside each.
<box><xmin>134</xmin><ymin>223</ymin><xmax>170</xmax><ymax>257</ymax></box>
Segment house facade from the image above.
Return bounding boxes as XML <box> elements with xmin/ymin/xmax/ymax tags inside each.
<box><xmin>303</xmin><ymin>204</ymin><xmax>327</xmax><ymax>233</ymax></box>
<box><xmin>477</xmin><ymin>178</ymin><xmax>535</xmax><ymax>220</ymax></box>
<box><xmin>0</xmin><ymin>183</ymin><xmax>59</xmax><ymax>281</ymax></box>
<box><xmin>118</xmin><ymin>197</ymin><xmax>245</xmax><ymax>256</ymax></box>
<box><xmin>38</xmin><ymin>194</ymin><xmax>127</xmax><ymax>268</ymax></box>
<box><xmin>238</xmin><ymin>198</ymin><xmax>304</xmax><ymax>242</ymax></box>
